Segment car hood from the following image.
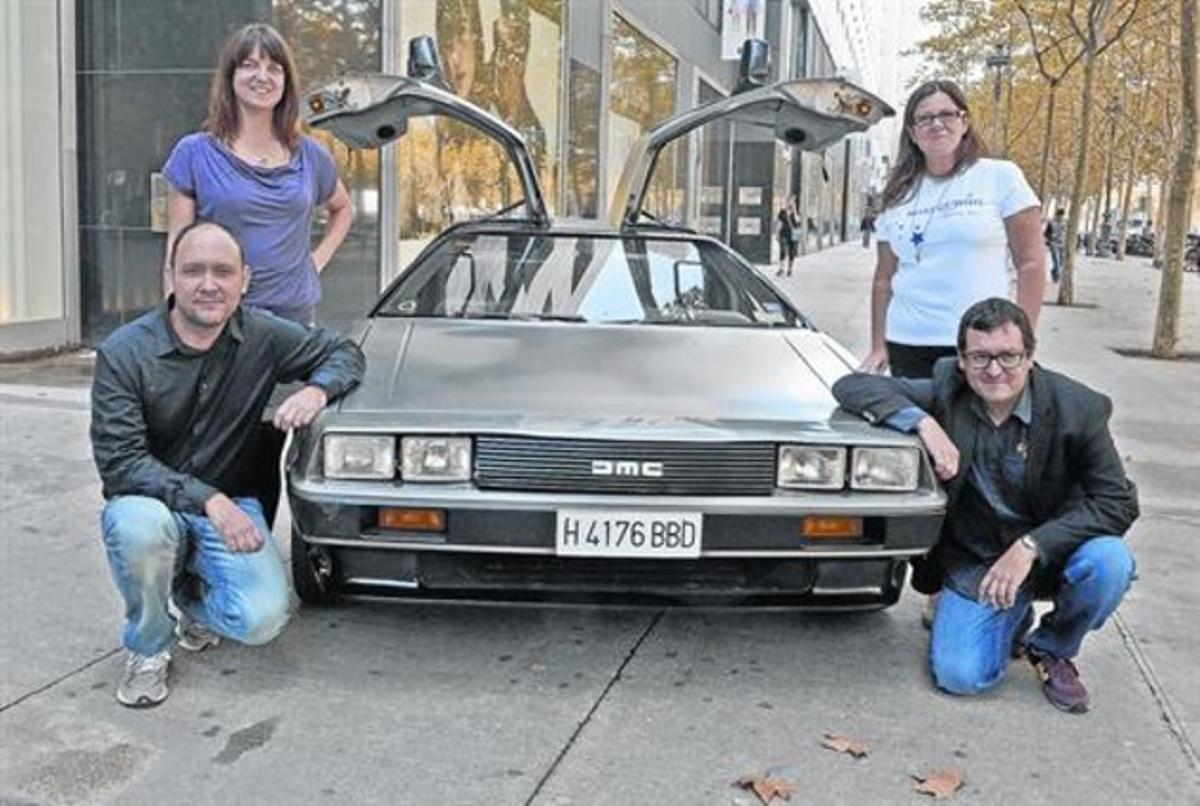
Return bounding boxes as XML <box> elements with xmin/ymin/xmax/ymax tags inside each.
<box><xmin>331</xmin><ymin>319</ymin><xmax>867</xmax><ymax>441</ymax></box>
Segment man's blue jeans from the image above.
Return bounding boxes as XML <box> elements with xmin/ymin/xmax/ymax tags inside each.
<box><xmin>929</xmin><ymin>536</ymin><xmax>1135</xmax><ymax>696</ymax></box>
<box><xmin>100</xmin><ymin>495</ymin><xmax>291</xmax><ymax>657</ymax></box>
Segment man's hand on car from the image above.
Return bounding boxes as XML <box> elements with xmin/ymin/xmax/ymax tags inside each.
<box><xmin>204</xmin><ymin>493</ymin><xmax>265</xmax><ymax>553</ymax></box>
<box><xmin>273</xmin><ymin>385</ymin><xmax>329</xmax><ymax>431</ymax></box>
<box><xmin>916</xmin><ymin>416</ymin><xmax>960</xmax><ymax>481</ymax></box>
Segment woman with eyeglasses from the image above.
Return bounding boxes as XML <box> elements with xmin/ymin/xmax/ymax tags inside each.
<box><xmin>859</xmin><ymin>80</ymin><xmax>1045</xmax><ymax>380</ymax></box>
<box><xmin>161</xmin><ymin>23</ymin><xmax>353</xmax><ymax>327</ymax></box>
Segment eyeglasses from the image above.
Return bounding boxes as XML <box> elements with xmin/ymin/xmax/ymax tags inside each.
<box><xmin>961</xmin><ymin>351</ymin><xmax>1026</xmax><ymax>370</ymax></box>
<box><xmin>912</xmin><ymin>109</ymin><xmax>965</xmax><ymax>129</ymax></box>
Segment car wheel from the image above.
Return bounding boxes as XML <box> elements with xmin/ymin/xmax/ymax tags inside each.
<box><xmin>291</xmin><ymin>527</ymin><xmax>336</xmax><ymax>606</ymax></box>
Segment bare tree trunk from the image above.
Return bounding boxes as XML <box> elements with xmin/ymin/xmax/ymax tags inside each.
<box><xmin>1061</xmin><ymin>52</ymin><xmax>1104</xmax><ymax>303</ymax></box>
<box><xmin>1152</xmin><ymin>0</ymin><xmax>1198</xmax><ymax>357</ymax></box>
<box><xmin>1153</xmin><ymin>171</ymin><xmax>1171</xmax><ymax>265</ymax></box>
<box><xmin>1037</xmin><ymin>82</ymin><xmax>1059</xmax><ymax>200</ymax></box>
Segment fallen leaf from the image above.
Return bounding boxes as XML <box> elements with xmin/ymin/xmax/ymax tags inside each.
<box><xmin>734</xmin><ymin>773</ymin><xmax>797</xmax><ymax>804</ymax></box>
<box><xmin>912</xmin><ymin>768</ymin><xmax>966</xmax><ymax>799</ymax></box>
<box><xmin>821</xmin><ymin>732</ymin><xmax>871</xmax><ymax>758</ymax></box>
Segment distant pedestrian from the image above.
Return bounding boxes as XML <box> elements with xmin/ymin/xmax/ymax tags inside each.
<box><xmin>835</xmin><ymin>298</ymin><xmax>1138</xmax><ymax>713</ymax></box>
<box><xmin>91</xmin><ymin>221</ymin><xmax>364</xmax><ymax>708</ymax></box>
<box><xmin>860</xmin><ymin>207</ymin><xmax>877</xmax><ymax>249</ymax></box>
<box><xmin>1044</xmin><ymin>208</ymin><xmax>1066</xmax><ymax>283</ymax></box>
<box><xmin>776</xmin><ymin>195</ymin><xmax>799</xmax><ymax>276</ymax></box>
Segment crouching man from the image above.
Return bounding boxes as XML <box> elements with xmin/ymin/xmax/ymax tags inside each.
<box><xmin>90</xmin><ymin>220</ymin><xmax>365</xmax><ymax>707</ymax></box>
<box><xmin>833</xmin><ymin>298</ymin><xmax>1138</xmax><ymax>713</ymax></box>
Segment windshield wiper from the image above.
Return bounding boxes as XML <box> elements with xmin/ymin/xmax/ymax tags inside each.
<box><xmin>455</xmin><ymin>312</ymin><xmax>586</xmax><ymax>322</ymax></box>
<box><xmin>519</xmin><ymin>313</ymin><xmax>586</xmax><ymax>322</ymax></box>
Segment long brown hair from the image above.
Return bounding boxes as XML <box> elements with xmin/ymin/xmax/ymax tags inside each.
<box><xmin>204</xmin><ymin>23</ymin><xmax>301</xmax><ymax>152</ymax></box>
<box><xmin>879</xmin><ymin>80</ymin><xmax>988</xmax><ymax>211</ymax></box>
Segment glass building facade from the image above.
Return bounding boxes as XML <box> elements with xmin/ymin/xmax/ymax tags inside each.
<box><xmin>0</xmin><ymin>0</ymin><xmax>878</xmax><ymax>353</ymax></box>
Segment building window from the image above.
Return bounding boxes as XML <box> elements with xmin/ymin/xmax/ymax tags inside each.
<box><xmin>276</xmin><ymin>0</ymin><xmax>383</xmax><ymax>332</ymax></box>
<box><xmin>395</xmin><ymin>0</ymin><xmax>564</xmax><ymax>271</ymax></box>
<box><xmin>694</xmin><ymin>0</ymin><xmax>720</xmax><ymax>27</ymax></box>
<box><xmin>695</xmin><ymin>79</ymin><xmax>730</xmax><ymax>240</ymax></box>
<box><xmin>790</xmin><ymin>2</ymin><xmax>808</xmax><ymax>78</ymax></box>
<box><xmin>75</xmin><ymin>0</ymin><xmax>384</xmax><ymax>342</ymax></box>
<box><xmin>608</xmin><ymin>14</ymin><xmax>681</xmax><ymax>222</ymax></box>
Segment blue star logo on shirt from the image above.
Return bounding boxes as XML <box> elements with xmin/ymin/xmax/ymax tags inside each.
<box><xmin>910</xmin><ymin>231</ymin><xmax>925</xmax><ymax>247</ymax></box>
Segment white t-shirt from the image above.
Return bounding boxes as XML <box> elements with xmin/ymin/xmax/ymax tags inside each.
<box><xmin>876</xmin><ymin>158</ymin><xmax>1039</xmax><ymax>346</ymax></box>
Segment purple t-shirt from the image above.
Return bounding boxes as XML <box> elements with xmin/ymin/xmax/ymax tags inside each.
<box><xmin>162</xmin><ymin>133</ymin><xmax>338</xmax><ymax>313</ymax></box>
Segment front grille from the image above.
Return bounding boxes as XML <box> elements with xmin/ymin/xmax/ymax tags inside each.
<box><xmin>474</xmin><ymin>436</ymin><xmax>776</xmax><ymax>495</ymax></box>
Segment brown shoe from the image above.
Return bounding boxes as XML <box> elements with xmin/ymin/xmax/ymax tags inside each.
<box><xmin>1029</xmin><ymin>650</ymin><xmax>1090</xmax><ymax>713</ymax></box>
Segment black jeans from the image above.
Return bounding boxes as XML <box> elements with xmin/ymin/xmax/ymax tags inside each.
<box><xmin>886</xmin><ymin>341</ymin><xmax>957</xmax><ymax>592</ymax></box>
<box><xmin>248</xmin><ymin>422</ymin><xmax>286</xmax><ymax>530</ymax></box>
<box><xmin>886</xmin><ymin>341</ymin><xmax>957</xmax><ymax>379</ymax></box>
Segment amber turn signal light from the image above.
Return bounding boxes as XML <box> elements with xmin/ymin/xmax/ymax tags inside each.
<box><xmin>378</xmin><ymin>507</ymin><xmax>446</xmax><ymax>532</ymax></box>
<box><xmin>801</xmin><ymin>516</ymin><xmax>863</xmax><ymax>539</ymax></box>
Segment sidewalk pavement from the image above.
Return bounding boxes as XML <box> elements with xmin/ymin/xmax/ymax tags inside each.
<box><xmin>0</xmin><ymin>244</ymin><xmax>1197</xmax><ymax>804</ymax></box>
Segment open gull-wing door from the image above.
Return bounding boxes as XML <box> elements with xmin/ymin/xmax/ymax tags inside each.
<box><xmin>610</xmin><ymin>40</ymin><xmax>893</xmax><ymax>228</ymax></box>
<box><xmin>303</xmin><ymin>37</ymin><xmax>548</xmax><ymax>225</ymax></box>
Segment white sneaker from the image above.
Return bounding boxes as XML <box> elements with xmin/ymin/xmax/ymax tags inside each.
<box><xmin>116</xmin><ymin>650</ymin><xmax>170</xmax><ymax>708</ymax></box>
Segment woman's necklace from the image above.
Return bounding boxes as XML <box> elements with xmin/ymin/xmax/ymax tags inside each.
<box><xmin>909</xmin><ymin>172</ymin><xmax>959</xmax><ymax>264</ymax></box>
<box><xmin>232</xmin><ymin>138</ymin><xmax>287</xmax><ymax>167</ymax></box>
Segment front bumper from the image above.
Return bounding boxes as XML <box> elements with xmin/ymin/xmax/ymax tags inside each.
<box><xmin>288</xmin><ymin>480</ymin><xmax>944</xmax><ymax>607</ymax></box>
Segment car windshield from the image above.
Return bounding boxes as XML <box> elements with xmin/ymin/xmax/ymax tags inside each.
<box><xmin>376</xmin><ymin>233</ymin><xmax>800</xmax><ymax>328</ymax></box>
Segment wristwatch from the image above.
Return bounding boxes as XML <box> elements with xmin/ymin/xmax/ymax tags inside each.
<box><xmin>1018</xmin><ymin>534</ymin><xmax>1040</xmax><ymax>560</ymax></box>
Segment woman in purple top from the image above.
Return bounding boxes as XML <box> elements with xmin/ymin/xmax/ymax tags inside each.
<box><xmin>162</xmin><ymin>23</ymin><xmax>353</xmax><ymax>326</ymax></box>
<box><xmin>162</xmin><ymin>24</ymin><xmax>353</xmax><ymax>531</ymax></box>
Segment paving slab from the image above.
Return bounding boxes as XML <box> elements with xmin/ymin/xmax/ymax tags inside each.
<box><xmin>531</xmin><ymin>607</ymin><xmax>1197</xmax><ymax>805</ymax></box>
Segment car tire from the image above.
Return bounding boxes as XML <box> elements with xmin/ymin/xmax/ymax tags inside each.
<box><xmin>291</xmin><ymin>527</ymin><xmax>336</xmax><ymax>606</ymax></box>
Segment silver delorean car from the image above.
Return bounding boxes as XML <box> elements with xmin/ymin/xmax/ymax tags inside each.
<box><xmin>287</xmin><ymin>38</ymin><xmax>944</xmax><ymax>609</ymax></box>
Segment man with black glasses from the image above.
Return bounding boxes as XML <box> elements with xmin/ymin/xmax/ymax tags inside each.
<box><xmin>833</xmin><ymin>298</ymin><xmax>1138</xmax><ymax>713</ymax></box>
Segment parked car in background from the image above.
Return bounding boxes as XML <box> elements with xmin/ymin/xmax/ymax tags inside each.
<box><xmin>1125</xmin><ymin>232</ymin><xmax>1155</xmax><ymax>257</ymax></box>
<box><xmin>286</xmin><ymin>38</ymin><xmax>944</xmax><ymax>611</ymax></box>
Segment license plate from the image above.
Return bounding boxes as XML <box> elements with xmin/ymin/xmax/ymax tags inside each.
<box><xmin>555</xmin><ymin>509</ymin><xmax>702</xmax><ymax>559</ymax></box>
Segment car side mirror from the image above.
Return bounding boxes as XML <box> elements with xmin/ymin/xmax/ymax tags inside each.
<box><xmin>735</xmin><ymin>39</ymin><xmax>771</xmax><ymax>94</ymax></box>
<box><xmin>408</xmin><ymin>36</ymin><xmax>450</xmax><ymax>90</ymax></box>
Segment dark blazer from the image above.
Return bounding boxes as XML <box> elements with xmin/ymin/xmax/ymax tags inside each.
<box><xmin>832</xmin><ymin>357</ymin><xmax>1138</xmax><ymax>589</ymax></box>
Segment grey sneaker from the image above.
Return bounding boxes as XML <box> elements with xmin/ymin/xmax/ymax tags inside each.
<box><xmin>175</xmin><ymin>614</ymin><xmax>221</xmax><ymax>652</ymax></box>
<box><xmin>116</xmin><ymin>650</ymin><xmax>170</xmax><ymax>708</ymax></box>
<box><xmin>169</xmin><ymin>596</ymin><xmax>220</xmax><ymax>652</ymax></box>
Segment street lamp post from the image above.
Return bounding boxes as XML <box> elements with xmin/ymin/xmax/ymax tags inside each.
<box><xmin>985</xmin><ymin>43</ymin><xmax>1011</xmax><ymax>150</ymax></box>
<box><xmin>1099</xmin><ymin>97</ymin><xmax>1121</xmax><ymax>258</ymax></box>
